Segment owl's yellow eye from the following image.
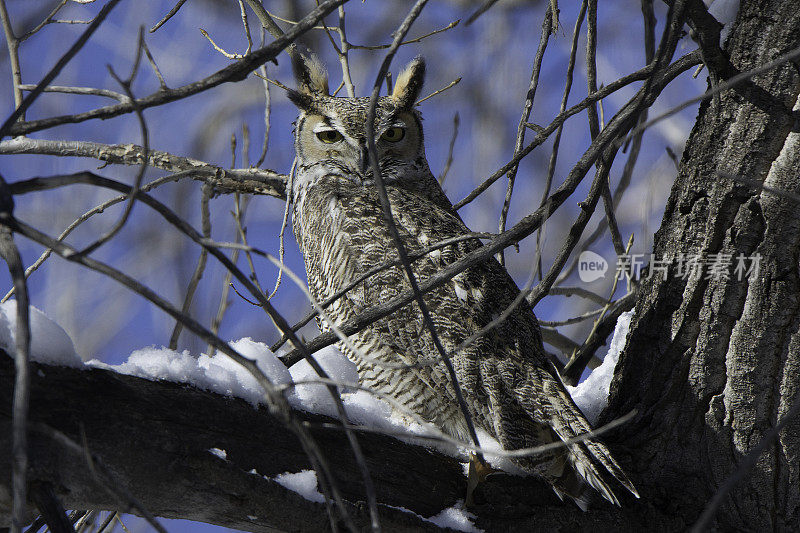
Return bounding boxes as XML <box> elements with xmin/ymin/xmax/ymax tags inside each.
<box><xmin>381</xmin><ymin>127</ymin><xmax>405</xmax><ymax>142</ymax></box>
<box><xmin>316</xmin><ymin>130</ymin><xmax>343</xmax><ymax>143</ymax></box>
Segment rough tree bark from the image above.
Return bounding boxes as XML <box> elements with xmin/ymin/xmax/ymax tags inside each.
<box><xmin>602</xmin><ymin>0</ymin><xmax>800</xmax><ymax>530</ymax></box>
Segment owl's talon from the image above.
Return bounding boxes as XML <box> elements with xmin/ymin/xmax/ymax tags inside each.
<box><xmin>465</xmin><ymin>453</ymin><xmax>496</xmax><ymax>507</ymax></box>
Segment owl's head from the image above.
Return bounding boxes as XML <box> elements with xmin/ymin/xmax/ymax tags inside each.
<box><xmin>287</xmin><ymin>52</ymin><xmax>427</xmax><ymax>183</ymax></box>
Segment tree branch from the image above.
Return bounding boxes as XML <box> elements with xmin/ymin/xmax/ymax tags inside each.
<box><xmin>0</xmin><ymin>355</ymin><xmax>678</xmax><ymax>532</ymax></box>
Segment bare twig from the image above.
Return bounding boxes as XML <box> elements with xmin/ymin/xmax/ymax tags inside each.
<box><xmin>5</xmin><ymin>0</ymin><xmax>349</xmax><ymax>138</ymax></box>
<box><xmin>499</xmin><ymin>3</ymin><xmax>555</xmax><ymax>267</ymax></box>
<box><xmin>0</xmin><ymin>0</ymin><xmax>125</xmax><ymax>139</ymax></box>
<box><xmin>0</xmin><ymin>137</ymin><xmax>287</xmax><ymax>198</ymax></box>
<box><xmin>149</xmin><ymin>0</ymin><xmax>189</xmax><ymax>33</ymax></box>
<box><xmin>77</xmin><ymin>34</ymin><xmax>149</xmax><ymax>257</ymax></box>
<box><xmin>0</xmin><ymin>0</ymin><xmax>24</xmax><ymax>119</ymax></box>
<box><xmin>17</xmin><ymin>0</ymin><xmax>69</xmax><ymax>42</ymax></box>
<box><xmin>438</xmin><ymin>112</ymin><xmax>459</xmax><ymax>186</ymax></box>
<box><xmin>465</xmin><ymin>0</ymin><xmax>501</xmax><ymax>26</ymax></box>
<box><xmin>351</xmin><ymin>19</ymin><xmax>460</xmax><ymax>50</ymax></box>
<box><xmin>141</xmin><ymin>41</ymin><xmax>167</xmax><ymax>89</ymax></box>
<box><xmin>453</xmin><ymin>50</ymin><xmax>702</xmax><ymax>210</ymax></box>
<box><xmin>532</xmin><ymin>0</ymin><xmax>588</xmax><ymax>272</ymax></box>
<box><xmin>1</xmin><ymin>173</ymin><xmax>186</xmax><ymax>303</ymax></box>
<box><xmin>18</xmin><ymin>84</ymin><xmax>129</xmax><ymax>102</ymax></box>
<box><xmin>538</xmin><ymin>307</ymin><xmax>605</xmax><ymax>327</ymax></box>
<box><xmin>267</xmin><ymin>160</ymin><xmax>296</xmax><ymax>300</ymax></box>
<box><xmin>620</xmin><ymin>45</ymin><xmax>800</xmax><ymax>150</ymax></box>
<box><xmin>414</xmin><ymin>77</ymin><xmax>461</xmax><ymax>105</ymax></box>
<box><xmin>170</xmin><ymin>184</ymin><xmax>212</xmax><ymax>350</ymax></box>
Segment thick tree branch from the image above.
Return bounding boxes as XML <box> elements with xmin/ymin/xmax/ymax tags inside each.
<box><xmin>0</xmin><ymin>138</ymin><xmax>287</xmax><ymax>198</ymax></box>
<box><xmin>0</xmin><ymin>355</ymin><xmax>678</xmax><ymax>532</ymax></box>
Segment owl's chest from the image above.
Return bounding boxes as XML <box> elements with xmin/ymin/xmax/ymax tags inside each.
<box><xmin>293</xmin><ymin>183</ymin><xmax>391</xmax><ymax>307</ymax></box>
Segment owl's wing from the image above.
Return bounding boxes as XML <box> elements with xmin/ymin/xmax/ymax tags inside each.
<box><xmin>331</xmin><ymin>185</ymin><xmax>638</xmax><ymax>504</ymax></box>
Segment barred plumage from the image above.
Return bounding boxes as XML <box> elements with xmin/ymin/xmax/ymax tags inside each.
<box><xmin>288</xmin><ymin>52</ymin><xmax>638</xmax><ymax>508</ymax></box>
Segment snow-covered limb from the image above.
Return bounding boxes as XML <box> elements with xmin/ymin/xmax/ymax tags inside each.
<box><xmin>0</xmin><ymin>352</ymin><xmax>663</xmax><ymax>532</ymax></box>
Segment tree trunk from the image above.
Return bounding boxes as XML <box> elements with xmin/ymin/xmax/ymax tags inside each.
<box><xmin>602</xmin><ymin>0</ymin><xmax>800</xmax><ymax>530</ymax></box>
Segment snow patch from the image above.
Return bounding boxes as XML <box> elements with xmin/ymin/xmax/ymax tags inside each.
<box><xmin>567</xmin><ymin>309</ymin><xmax>635</xmax><ymax>424</ymax></box>
<box><xmin>454</xmin><ymin>283</ymin><xmax>468</xmax><ymax>302</ymax></box>
<box><xmin>427</xmin><ymin>501</ymin><xmax>482</xmax><ymax>532</ymax></box>
<box><xmin>273</xmin><ymin>469</ymin><xmax>325</xmax><ymax>503</ymax></box>
<box><xmin>208</xmin><ymin>448</ymin><xmax>227</xmax><ymax>460</ymax></box>
<box><xmin>288</xmin><ymin>345</ymin><xmax>359</xmax><ymax>415</ymax></box>
<box><xmin>0</xmin><ymin>300</ymin><xmax>81</xmax><ymax>366</ymax></box>
<box><xmin>87</xmin><ymin>337</ymin><xmax>291</xmax><ymax>406</ymax></box>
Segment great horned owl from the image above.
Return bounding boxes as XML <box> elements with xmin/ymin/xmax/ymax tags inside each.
<box><xmin>288</xmin><ymin>52</ymin><xmax>638</xmax><ymax>508</ymax></box>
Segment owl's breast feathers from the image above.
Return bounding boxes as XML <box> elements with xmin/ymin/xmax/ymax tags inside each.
<box><xmin>294</xmin><ymin>174</ymin><xmax>552</xmax><ymax>400</ymax></box>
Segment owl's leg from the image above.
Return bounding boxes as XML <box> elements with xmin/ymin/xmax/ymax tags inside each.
<box><xmin>465</xmin><ymin>453</ymin><xmax>497</xmax><ymax>507</ymax></box>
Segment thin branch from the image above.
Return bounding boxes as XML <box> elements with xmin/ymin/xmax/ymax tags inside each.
<box><xmin>538</xmin><ymin>307</ymin><xmax>605</xmax><ymax>328</ymax></box>
<box><xmin>0</xmin><ymin>137</ymin><xmax>287</xmax><ymax>198</ymax></box>
<box><xmin>0</xmin><ymin>0</ymin><xmax>24</xmax><ymax>118</ymax></box>
<box><xmin>18</xmin><ymin>0</ymin><xmax>69</xmax><ymax>42</ymax></box>
<box><xmin>0</xmin><ymin>176</ymin><xmax>31</xmax><ymax>533</ymax></box>
<box><xmin>453</xmin><ymin>50</ymin><xmax>702</xmax><ymax>210</ymax></box>
<box><xmin>141</xmin><ymin>40</ymin><xmax>168</xmax><ymax>90</ymax></box>
<box><xmin>254</xmin><ymin>28</ymin><xmax>271</xmax><ymax>167</ymax></box>
<box><xmin>414</xmin><ymin>77</ymin><xmax>461</xmax><ymax>105</ymax></box>
<box><xmin>0</xmin><ymin>0</ymin><xmax>125</xmax><ymax>139</ymax></box>
<box><xmin>561</xmin><ymin>290</ymin><xmax>637</xmax><ymax>385</ymax></box>
<box><xmin>1</xmin><ymin>173</ymin><xmax>184</xmax><ymax>303</ymax></box>
<box><xmin>500</xmin><ymin>2</ymin><xmax>555</xmax><ymax>267</ymax></box>
<box><xmin>149</xmin><ymin>0</ymin><xmax>189</xmax><ymax>33</ymax></box>
<box><xmin>267</xmin><ymin>161</ymin><xmax>296</xmax><ymax>300</ymax></box>
<box><xmin>199</xmin><ymin>28</ymin><xmax>246</xmax><ymax>59</ymax></box>
<box><xmin>438</xmin><ymin>112</ymin><xmax>459</xmax><ymax>186</ymax></box>
<box><xmin>170</xmin><ymin>185</ymin><xmax>212</xmax><ymax>350</ymax></box>
<box><xmin>465</xmin><ymin>0</ymin><xmax>500</xmax><ymax>26</ymax></box>
<box><xmin>350</xmin><ymin>19</ymin><xmax>461</xmax><ymax>50</ymax></box>
<box><xmin>619</xmin><ymin>45</ymin><xmax>800</xmax><ymax>150</ymax></box>
<box><xmin>547</xmin><ymin>286</ymin><xmax>609</xmax><ymax>305</ymax></box>
<box><xmin>77</xmin><ymin>40</ymin><xmax>150</xmax><ymax>257</ymax></box>
<box><xmin>18</xmin><ymin>84</ymin><xmax>129</xmax><ymax>102</ymax></box>
<box><xmin>531</xmin><ymin>0</ymin><xmax>588</xmax><ymax>273</ymax></box>
<box><xmin>5</xmin><ymin>0</ymin><xmax>349</xmax><ymax>138</ymax></box>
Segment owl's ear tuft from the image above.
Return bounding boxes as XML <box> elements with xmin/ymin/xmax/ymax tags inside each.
<box><xmin>391</xmin><ymin>57</ymin><xmax>425</xmax><ymax>108</ymax></box>
<box><xmin>292</xmin><ymin>52</ymin><xmax>330</xmax><ymax>96</ymax></box>
<box><xmin>287</xmin><ymin>88</ymin><xmax>316</xmax><ymax>112</ymax></box>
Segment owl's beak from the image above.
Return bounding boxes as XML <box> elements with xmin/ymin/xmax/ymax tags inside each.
<box><xmin>357</xmin><ymin>146</ymin><xmax>370</xmax><ymax>176</ymax></box>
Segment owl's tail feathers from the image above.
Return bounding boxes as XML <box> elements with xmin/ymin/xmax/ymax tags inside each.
<box><xmin>547</xmin><ymin>386</ymin><xmax>640</xmax><ymax>508</ymax></box>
